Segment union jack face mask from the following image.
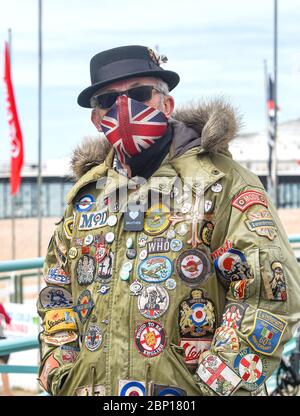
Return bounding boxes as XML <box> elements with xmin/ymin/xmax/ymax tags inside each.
<box><xmin>100</xmin><ymin>95</ymin><xmax>168</xmax><ymax>165</ymax></box>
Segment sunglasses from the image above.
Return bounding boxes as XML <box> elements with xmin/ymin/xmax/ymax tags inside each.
<box><xmin>90</xmin><ymin>85</ymin><xmax>164</xmax><ymax>109</ymax></box>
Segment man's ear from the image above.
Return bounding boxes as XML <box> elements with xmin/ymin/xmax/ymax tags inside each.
<box><xmin>163</xmin><ymin>95</ymin><xmax>175</xmax><ymax>119</ymax></box>
<box><xmin>91</xmin><ymin>109</ymin><xmax>102</xmax><ymax>131</ymax></box>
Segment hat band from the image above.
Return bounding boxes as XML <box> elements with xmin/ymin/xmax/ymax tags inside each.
<box><xmin>91</xmin><ymin>58</ymin><xmax>161</xmax><ymax>84</ymax></box>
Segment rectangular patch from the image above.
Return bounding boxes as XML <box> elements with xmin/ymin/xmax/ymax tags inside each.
<box><xmin>180</xmin><ymin>338</ymin><xmax>212</xmax><ymax>365</ymax></box>
<box><xmin>247</xmin><ymin>309</ymin><xmax>287</xmax><ymax>356</ymax></box>
<box><xmin>75</xmin><ymin>384</ymin><xmax>106</xmax><ymax>396</ymax></box>
<box><xmin>196</xmin><ymin>352</ymin><xmax>242</xmax><ymax>396</ymax></box>
<box><xmin>262</xmin><ymin>261</ymin><xmax>287</xmax><ymax>301</ymax></box>
<box><xmin>44</xmin><ymin>308</ymin><xmax>77</xmax><ymax>334</ymax></box>
<box><xmin>78</xmin><ymin>209</ymin><xmax>108</xmax><ymax>230</ymax></box>
<box><xmin>231</xmin><ymin>190</ymin><xmax>268</xmax><ymax>212</ymax></box>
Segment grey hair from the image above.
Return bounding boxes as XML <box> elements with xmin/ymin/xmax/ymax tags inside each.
<box><xmin>156</xmin><ymin>79</ymin><xmax>170</xmax><ymax>95</ymax></box>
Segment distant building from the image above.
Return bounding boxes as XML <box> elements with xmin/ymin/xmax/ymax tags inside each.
<box><xmin>0</xmin><ymin>121</ymin><xmax>300</xmax><ymax>219</ymax></box>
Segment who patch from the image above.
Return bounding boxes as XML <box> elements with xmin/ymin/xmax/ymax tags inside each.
<box><xmin>247</xmin><ymin>309</ymin><xmax>287</xmax><ymax>356</ymax></box>
<box><xmin>118</xmin><ymin>380</ymin><xmax>146</xmax><ymax>396</ymax></box>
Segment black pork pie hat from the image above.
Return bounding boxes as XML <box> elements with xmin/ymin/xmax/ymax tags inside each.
<box><xmin>77</xmin><ymin>45</ymin><xmax>180</xmax><ymax>108</ymax></box>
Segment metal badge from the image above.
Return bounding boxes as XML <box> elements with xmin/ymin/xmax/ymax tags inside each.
<box><xmin>68</xmin><ymin>247</ymin><xmax>78</xmax><ymax>259</ymax></box>
<box><xmin>107</xmin><ymin>215</ymin><xmax>118</xmax><ymax>227</ymax></box>
<box><xmin>139</xmin><ymin>249</ymin><xmax>148</xmax><ymax>260</ymax></box>
<box><xmin>39</xmin><ymin>286</ymin><xmax>73</xmax><ymax>309</ymax></box>
<box><xmin>76</xmin><ymin>254</ymin><xmax>96</xmax><ymax>285</ymax></box>
<box><xmin>73</xmin><ymin>290</ymin><xmax>94</xmax><ymax>323</ymax></box>
<box><xmin>94</xmin><ymin>242</ymin><xmax>108</xmax><ymax>263</ymax></box>
<box><xmin>97</xmin><ymin>285</ymin><xmax>110</xmax><ymax>295</ymax></box>
<box><xmin>170</xmin><ymin>239</ymin><xmax>183</xmax><ymax>252</ymax></box>
<box><xmin>84</xmin><ymin>234</ymin><xmax>94</xmax><ymax>246</ymax></box>
<box><xmin>204</xmin><ymin>200</ymin><xmax>214</xmax><ymax>214</ymax></box>
<box><xmin>95</xmin><ymin>252</ymin><xmax>114</xmax><ymax>284</ymax></box>
<box><xmin>124</xmin><ymin>210</ymin><xmax>145</xmax><ymax>231</ymax></box>
<box><xmin>138</xmin><ymin>256</ymin><xmax>173</xmax><ymax>283</ymax></box>
<box><xmin>166</xmin><ymin>229</ymin><xmax>176</xmax><ymax>240</ymax></box>
<box><xmin>233</xmin><ymin>347</ymin><xmax>268</xmax><ymax>391</ymax></box>
<box><xmin>120</xmin><ymin>270</ymin><xmax>130</xmax><ymax>281</ymax></box>
<box><xmin>165</xmin><ymin>278</ymin><xmax>176</xmax><ymax>290</ymax></box>
<box><xmin>137</xmin><ymin>284</ymin><xmax>169</xmax><ymax>319</ymax></box>
<box><xmin>134</xmin><ymin>321</ymin><xmax>166</xmax><ymax>357</ymax></box>
<box><xmin>211</xmin><ymin>183</ymin><xmax>222</xmax><ymax>193</ymax></box>
<box><xmin>138</xmin><ymin>235</ymin><xmax>148</xmax><ymax>247</ymax></box>
<box><xmin>130</xmin><ymin>280</ymin><xmax>143</xmax><ymax>296</ymax></box>
<box><xmin>75</xmin><ymin>194</ymin><xmax>95</xmax><ymax>212</ymax></box>
<box><xmin>105</xmin><ymin>232</ymin><xmax>115</xmax><ymax>243</ymax></box>
<box><xmin>126</xmin><ymin>237</ymin><xmax>134</xmax><ymax>249</ymax></box>
<box><xmin>144</xmin><ymin>204</ymin><xmax>170</xmax><ymax>236</ymax></box>
<box><xmin>85</xmin><ymin>325</ymin><xmax>103</xmax><ymax>351</ymax></box>
<box><xmin>175</xmin><ymin>222</ymin><xmax>189</xmax><ymax>236</ymax></box>
<box><xmin>126</xmin><ymin>248</ymin><xmax>137</xmax><ymax>259</ymax></box>
<box><xmin>175</xmin><ymin>249</ymin><xmax>211</xmax><ymax>287</ymax></box>
<box><xmin>178</xmin><ymin>289</ymin><xmax>215</xmax><ymax>338</ymax></box>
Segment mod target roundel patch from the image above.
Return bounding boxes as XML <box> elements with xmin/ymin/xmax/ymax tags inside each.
<box><xmin>135</xmin><ymin>321</ymin><xmax>166</xmax><ymax>358</ymax></box>
<box><xmin>118</xmin><ymin>380</ymin><xmax>146</xmax><ymax>396</ymax></box>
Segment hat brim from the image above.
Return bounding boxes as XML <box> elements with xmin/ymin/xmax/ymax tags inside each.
<box><xmin>77</xmin><ymin>70</ymin><xmax>180</xmax><ymax>108</ymax></box>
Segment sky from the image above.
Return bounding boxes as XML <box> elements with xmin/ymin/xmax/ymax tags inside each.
<box><xmin>0</xmin><ymin>0</ymin><xmax>300</xmax><ymax>164</ymax></box>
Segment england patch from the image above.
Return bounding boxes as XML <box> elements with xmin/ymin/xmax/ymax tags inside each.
<box><xmin>118</xmin><ymin>380</ymin><xmax>146</xmax><ymax>396</ymax></box>
<box><xmin>197</xmin><ymin>352</ymin><xmax>242</xmax><ymax>396</ymax></box>
<box><xmin>222</xmin><ymin>302</ymin><xmax>248</xmax><ymax>329</ymax></box>
<box><xmin>231</xmin><ymin>190</ymin><xmax>268</xmax><ymax>212</ymax></box>
<box><xmin>247</xmin><ymin>309</ymin><xmax>287</xmax><ymax>356</ymax></box>
<box><xmin>135</xmin><ymin>321</ymin><xmax>166</xmax><ymax>357</ymax></box>
<box><xmin>233</xmin><ymin>347</ymin><xmax>268</xmax><ymax>391</ymax></box>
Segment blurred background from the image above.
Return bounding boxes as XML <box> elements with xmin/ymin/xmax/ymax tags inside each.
<box><xmin>0</xmin><ymin>0</ymin><xmax>299</xmax><ymax>396</ymax></box>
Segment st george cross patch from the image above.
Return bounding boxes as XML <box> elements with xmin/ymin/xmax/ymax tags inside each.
<box><xmin>247</xmin><ymin>309</ymin><xmax>287</xmax><ymax>356</ymax></box>
<box><xmin>100</xmin><ymin>96</ymin><xmax>168</xmax><ymax>164</ymax></box>
<box><xmin>196</xmin><ymin>351</ymin><xmax>242</xmax><ymax>396</ymax></box>
<box><xmin>233</xmin><ymin>347</ymin><xmax>268</xmax><ymax>391</ymax></box>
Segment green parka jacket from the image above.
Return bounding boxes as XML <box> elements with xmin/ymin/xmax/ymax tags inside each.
<box><xmin>37</xmin><ymin>100</ymin><xmax>300</xmax><ymax>396</ymax></box>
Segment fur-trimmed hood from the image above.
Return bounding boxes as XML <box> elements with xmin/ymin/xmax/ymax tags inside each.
<box><xmin>70</xmin><ymin>98</ymin><xmax>241</xmax><ymax>180</ymax></box>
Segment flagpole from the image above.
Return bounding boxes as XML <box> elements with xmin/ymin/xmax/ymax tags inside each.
<box><xmin>263</xmin><ymin>59</ymin><xmax>272</xmax><ymax>192</ymax></box>
<box><xmin>37</xmin><ymin>0</ymin><xmax>43</xmax><ymax>293</ymax></box>
<box><xmin>273</xmin><ymin>0</ymin><xmax>278</xmax><ymax>208</ymax></box>
<box><xmin>7</xmin><ymin>28</ymin><xmax>16</xmax><ymax>261</ymax></box>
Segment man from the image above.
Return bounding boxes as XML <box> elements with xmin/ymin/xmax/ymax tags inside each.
<box><xmin>37</xmin><ymin>45</ymin><xmax>300</xmax><ymax>396</ymax></box>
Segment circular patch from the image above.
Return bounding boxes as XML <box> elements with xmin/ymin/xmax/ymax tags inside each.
<box><xmin>85</xmin><ymin>325</ymin><xmax>103</xmax><ymax>351</ymax></box>
<box><xmin>76</xmin><ymin>254</ymin><xmax>96</xmax><ymax>285</ymax></box>
<box><xmin>170</xmin><ymin>239</ymin><xmax>183</xmax><ymax>252</ymax></box>
<box><xmin>119</xmin><ymin>381</ymin><xmax>146</xmax><ymax>396</ymax></box>
<box><xmin>175</xmin><ymin>249</ymin><xmax>211</xmax><ymax>286</ymax></box>
<box><xmin>84</xmin><ymin>234</ymin><xmax>94</xmax><ymax>246</ymax></box>
<box><xmin>138</xmin><ymin>256</ymin><xmax>173</xmax><ymax>283</ymax></box>
<box><xmin>137</xmin><ymin>285</ymin><xmax>169</xmax><ymax>319</ymax></box>
<box><xmin>39</xmin><ymin>286</ymin><xmax>73</xmax><ymax>309</ymax></box>
<box><xmin>214</xmin><ymin>248</ymin><xmax>251</xmax><ymax>284</ymax></box>
<box><xmin>144</xmin><ymin>204</ymin><xmax>170</xmax><ymax>236</ymax></box>
<box><xmin>135</xmin><ymin>321</ymin><xmax>166</xmax><ymax>357</ymax></box>
<box><xmin>76</xmin><ymin>194</ymin><xmax>95</xmax><ymax>212</ymax></box>
<box><xmin>233</xmin><ymin>348</ymin><xmax>267</xmax><ymax>390</ymax></box>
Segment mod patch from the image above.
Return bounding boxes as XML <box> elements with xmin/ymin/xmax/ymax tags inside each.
<box><xmin>78</xmin><ymin>208</ymin><xmax>108</xmax><ymax>230</ymax></box>
<box><xmin>175</xmin><ymin>249</ymin><xmax>211</xmax><ymax>287</ymax></box>
<box><xmin>247</xmin><ymin>309</ymin><xmax>287</xmax><ymax>356</ymax></box>
<box><xmin>118</xmin><ymin>380</ymin><xmax>146</xmax><ymax>396</ymax></box>
<box><xmin>214</xmin><ymin>248</ymin><xmax>253</xmax><ymax>287</ymax></box>
<box><xmin>147</xmin><ymin>237</ymin><xmax>170</xmax><ymax>254</ymax></box>
<box><xmin>135</xmin><ymin>321</ymin><xmax>166</xmax><ymax>358</ymax></box>
<box><xmin>75</xmin><ymin>194</ymin><xmax>95</xmax><ymax>212</ymax></box>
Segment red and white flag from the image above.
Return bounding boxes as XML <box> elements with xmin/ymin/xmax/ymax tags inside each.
<box><xmin>3</xmin><ymin>41</ymin><xmax>24</xmax><ymax>195</ymax></box>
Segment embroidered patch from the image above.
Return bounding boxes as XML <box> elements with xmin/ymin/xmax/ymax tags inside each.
<box><xmin>73</xmin><ymin>290</ymin><xmax>94</xmax><ymax>323</ymax></box>
<box><xmin>147</xmin><ymin>237</ymin><xmax>170</xmax><ymax>254</ymax></box>
<box><xmin>60</xmin><ymin>345</ymin><xmax>80</xmax><ymax>363</ymax></box>
<box><xmin>175</xmin><ymin>249</ymin><xmax>211</xmax><ymax>287</ymax></box>
<box><xmin>262</xmin><ymin>261</ymin><xmax>287</xmax><ymax>301</ymax></box>
<box><xmin>178</xmin><ymin>289</ymin><xmax>215</xmax><ymax>338</ymax></box>
<box><xmin>118</xmin><ymin>380</ymin><xmax>146</xmax><ymax>396</ymax></box>
<box><xmin>137</xmin><ymin>284</ymin><xmax>169</xmax><ymax>319</ymax></box>
<box><xmin>78</xmin><ymin>208</ymin><xmax>108</xmax><ymax>230</ymax></box>
<box><xmin>197</xmin><ymin>352</ymin><xmax>242</xmax><ymax>396</ymax></box>
<box><xmin>44</xmin><ymin>265</ymin><xmax>71</xmax><ymax>286</ymax></box>
<box><xmin>200</xmin><ymin>221</ymin><xmax>214</xmax><ymax>247</ymax></box>
<box><xmin>214</xmin><ymin>248</ymin><xmax>253</xmax><ymax>287</ymax></box>
<box><xmin>247</xmin><ymin>309</ymin><xmax>287</xmax><ymax>356</ymax></box>
<box><xmin>180</xmin><ymin>338</ymin><xmax>212</xmax><ymax>365</ymax></box>
<box><xmin>212</xmin><ymin>326</ymin><xmax>239</xmax><ymax>352</ymax></box>
<box><xmin>44</xmin><ymin>308</ymin><xmax>77</xmax><ymax>334</ymax></box>
<box><xmin>211</xmin><ymin>240</ymin><xmax>233</xmax><ymax>261</ymax></box>
<box><xmin>245</xmin><ymin>210</ymin><xmax>277</xmax><ymax>240</ymax></box>
<box><xmin>39</xmin><ymin>354</ymin><xmax>60</xmax><ymax>391</ymax></box>
<box><xmin>39</xmin><ymin>286</ymin><xmax>73</xmax><ymax>309</ymax></box>
<box><xmin>229</xmin><ymin>279</ymin><xmax>253</xmax><ymax>300</ymax></box>
<box><xmin>144</xmin><ymin>203</ymin><xmax>170</xmax><ymax>236</ymax></box>
<box><xmin>138</xmin><ymin>256</ymin><xmax>173</xmax><ymax>283</ymax></box>
<box><xmin>231</xmin><ymin>190</ymin><xmax>268</xmax><ymax>212</ymax></box>
<box><xmin>63</xmin><ymin>216</ymin><xmax>74</xmax><ymax>240</ymax></box>
<box><xmin>76</xmin><ymin>254</ymin><xmax>96</xmax><ymax>285</ymax></box>
<box><xmin>95</xmin><ymin>252</ymin><xmax>114</xmax><ymax>284</ymax></box>
<box><xmin>222</xmin><ymin>302</ymin><xmax>249</xmax><ymax>329</ymax></box>
<box><xmin>75</xmin><ymin>385</ymin><xmax>106</xmax><ymax>396</ymax></box>
<box><xmin>85</xmin><ymin>325</ymin><xmax>103</xmax><ymax>351</ymax></box>
<box><xmin>135</xmin><ymin>321</ymin><xmax>166</xmax><ymax>358</ymax></box>
<box><xmin>42</xmin><ymin>330</ymin><xmax>78</xmax><ymax>346</ymax></box>
<box><xmin>233</xmin><ymin>347</ymin><xmax>268</xmax><ymax>391</ymax></box>
<box><xmin>150</xmin><ymin>383</ymin><xmax>187</xmax><ymax>396</ymax></box>
<box><xmin>75</xmin><ymin>194</ymin><xmax>95</xmax><ymax>212</ymax></box>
